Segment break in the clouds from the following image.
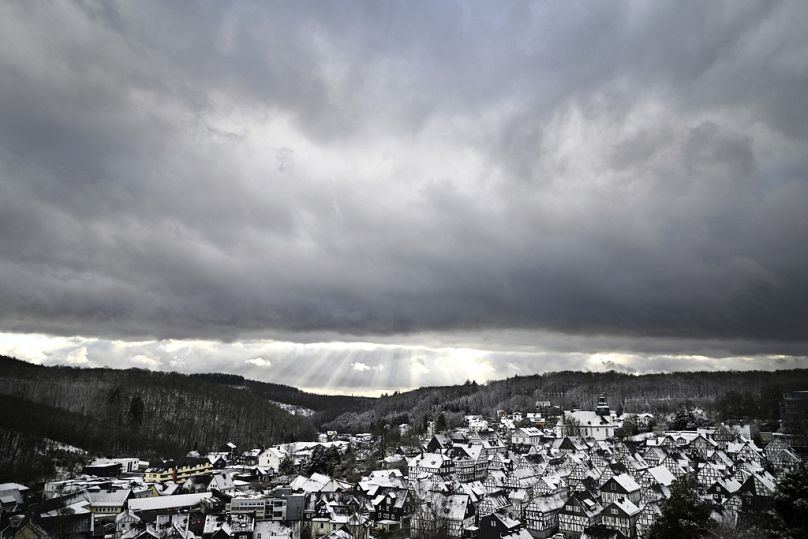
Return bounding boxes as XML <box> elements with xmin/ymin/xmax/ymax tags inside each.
<box><xmin>2</xmin><ymin>331</ymin><xmax>806</xmax><ymax>397</ymax></box>
<box><xmin>1</xmin><ymin>1</ymin><xmax>807</xmax><ymax>389</ymax></box>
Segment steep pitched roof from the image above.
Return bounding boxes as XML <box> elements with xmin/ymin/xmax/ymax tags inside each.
<box><xmin>647</xmin><ymin>465</ymin><xmax>675</xmax><ymax>487</ymax></box>
<box><xmin>606</xmin><ymin>497</ymin><xmax>641</xmax><ymax>517</ymax></box>
<box><xmin>605</xmin><ymin>473</ymin><xmax>640</xmax><ymax>493</ymax></box>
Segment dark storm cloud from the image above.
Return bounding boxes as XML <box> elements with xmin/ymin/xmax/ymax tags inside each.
<box><xmin>1</xmin><ymin>0</ymin><xmax>807</xmax><ymax>352</ymax></box>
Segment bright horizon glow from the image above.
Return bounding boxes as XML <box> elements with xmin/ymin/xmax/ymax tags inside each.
<box><xmin>1</xmin><ymin>331</ymin><xmax>805</xmax><ymax>398</ymax></box>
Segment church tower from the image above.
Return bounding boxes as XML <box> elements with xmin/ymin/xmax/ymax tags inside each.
<box><xmin>596</xmin><ymin>393</ymin><xmax>610</xmax><ymax>417</ymax></box>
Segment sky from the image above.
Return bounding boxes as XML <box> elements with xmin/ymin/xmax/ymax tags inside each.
<box><xmin>1</xmin><ymin>1</ymin><xmax>807</xmax><ymax>396</ymax></box>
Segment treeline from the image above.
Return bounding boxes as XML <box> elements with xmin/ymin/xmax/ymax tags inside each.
<box><xmin>321</xmin><ymin>370</ymin><xmax>808</xmax><ymax>433</ymax></box>
<box><xmin>715</xmin><ymin>387</ymin><xmax>788</xmax><ymax>425</ymax></box>
<box><xmin>0</xmin><ymin>428</ymin><xmax>57</xmax><ymax>484</ymax></box>
<box><xmin>191</xmin><ymin>372</ymin><xmax>371</xmax><ymax>414</ymax></box>
<box><xmin>0</xmin><ymin>356</ymin><xmax>318</xmax><ymax>464</ymax></box>
<box><xmin>0</xmin><ymin>394</ymin><xmax>105</xmax><ymax>483</ymax></box>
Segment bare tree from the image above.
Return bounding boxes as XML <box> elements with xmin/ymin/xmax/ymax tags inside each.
<box><xmin>562</xmin><ymin>414</ymin><xmax>582</xmax><ymax>437</ymax></box>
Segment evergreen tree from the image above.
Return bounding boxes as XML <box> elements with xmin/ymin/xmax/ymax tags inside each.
<box><xmin>771</xmin><ymin>463</ymin><xmax>808</xmax><ymax>538</ymax></box>
<box><xmin>278</xmin><ymin>455</ymin><xmax>295</xmax><ymax>475</ymax></box>
<box><xmin>615</xmin><ymin>416</ymin><xmax>639</xmax><ymax>439</ymax></box>
<box><xmin>670</xmin><ymin>406</ymin><xmax>696</xmax><ymax>430</ymax></box>
<box><xmin>128</xmin><ymin>395</ymin><xmax>145</xmax><ymax>427</ymax></box>
<box><xmin>649</xmin><ymin>476</ymin><xmax>714</xmax><ymax>539</ymax></box>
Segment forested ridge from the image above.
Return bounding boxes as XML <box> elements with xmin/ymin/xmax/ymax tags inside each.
<box><xmin>0</xmin><ymin>355</ymin><xmax>321</xmax><ymax>478</ymax></box>
<box><xmin>189</xmin><ymin>372</ymin><xmax>372</xmax><ymax>412</ymax></box>
<box><xmin>321</xmin><ymin>369</ymin><xmax>808</xmax><ymax>433</ymax></box>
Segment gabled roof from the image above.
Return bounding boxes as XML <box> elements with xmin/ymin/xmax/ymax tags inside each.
<box><xmin>125</xmin><ymin>525</ymin><xmax>159</xmax><ymax>539</ymax></box>
<box><xmin>605</xmin><ymin>497</ymin><xmax>640</xmax><ymax>517</ymax></box>
<box><xmin>508</xmin><ymin>489</ymin><xmax>530</xmax><ymax>503</ymax></box>
<box><xmin>209</xmin><ymin>473</ymin><xmax>235</xmax><ymax>491</ymax></box>
<box><xmin>411</xmin><ymin>452</ymin><xmax>447</xmax><ymax>468</ymax></box>
<box><xmin>647</xmin><ymin>465</ymin><xmax>675</xmax><ymax>487</ymax></box>
<box><xmin>708</xmin><ymin>477</ymin><xmax>742</xmax><ymax>495</ymax></box>
<box><xmin>515</xmin><ymin>427</ymin><xmax>543</xmax><ymax>437</ymax></box>
<box><xmin>291</xmin><ymin>473</ymin><xmax>349</xmax><ymax>494</ymax></box>
<box><xmin>115</xmin><ymin>509</ymin><xmax>141</xmax><ymax>524</ymax></box>
<box><xmin>527</xmin><ymin>493</ymin><xmax>565</xmax><ymax>513</ymax></box>
<box><xmin>458</xmin><ymin>481</ymin><xmax>487</xmax><ymax>503</ymax></box>
<box><xmin>259</xmin><ymin>447</ymin><xmax>287</xmax><ymax>458</ymax></box>
<box><xmin>636</xmin><ymin>504</ymin><xmax>660</xmax><ymax>523</ymax></box>
<box><xmin>160</xmin><ymin>483</ymin><xmax>181</xmax><ymax>496</ymax></box>
<box><xmin>558</xmin><ymin>436</ymin><xmax>589</xmax><ymax>451</ymax></box>
<box><xmin>480</xmin><ymin>494</ymin><xmax>510</xmax><ymax>512</ymax></box>
<box><xmin>501</xmin><ymin>529</ymin><xmax>533</xmax><ymax>539</ymax></box>
<box><xmin>643</xmin><ymin>446</ymin><xmax>667</xmax><ymax>460</ymax></box>
<box><xmin>16</xmin><ymin>518</ymin><xmax>55</xmax><ymax>539</ymax></box>
<box><xmin>643</xmin><ymin>483</ymin><xmax>671</xmax><ymax>502</ymax></box>
<box><xmin>465</xmin><ymin>444</ymin><xmax>484</xmax><ymax>460</ymax></box>
<box><xmin>741</xmin><ymin>470</ymin><xmax>776</xmax><ymax>494</ymax></box>
<box><xmin>430</xmin><ymin>434</ymin><xmax>452</xmax><ymax>448</ymax></box>
<box><xmin>444</xmin><ymin>494</ymin><xmax>471</xmax><ymax>520</ymax></box>
<box><xmin>489</xmin><ymin>511</ymin><xmax>521</xmax><ymax>529</ymax></box>
<box><xmin>605</xmin><ymin>473</ymin><xmax>640</xmax><ymax>493</ymax></box>
<box><xmin>538</xmin><ymin>474</ymin><xmax>565</xmax><ymax>490</ymax></box>
<box><xmin>566</xmin><ymin>493</ymin><xmax>603</xmax><ymax>518</ymax></box>
<box><xmin>322</xmin><ymin>531</ymin><xmax>352</xmax><ymax>539</ymax></box>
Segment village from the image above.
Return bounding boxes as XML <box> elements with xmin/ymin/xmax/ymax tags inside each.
<box><xmin>1</xmin><ymin>394</ymin><xmax>804</xmax><ymax>539</ymax></box>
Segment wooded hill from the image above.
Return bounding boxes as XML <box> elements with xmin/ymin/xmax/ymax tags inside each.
<box><xmin>0</xmin><ymin>355</ymin><xmax>337</xmax><ymax>479</ymax></box>
<box><xmin>320</xmin><ymin>369</ymin><xmax>808</xmax><ymax>434</ymax></box>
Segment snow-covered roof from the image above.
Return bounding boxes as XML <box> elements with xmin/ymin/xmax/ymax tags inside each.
<box><xmin>501</xmin><ymin>528</ymin><xmax>532</xmax><ymax>539</ymax></box>
<box><xmin>209</xmin><ymin>472</ymin><xmax>235</xmax><ymax>491</ymax></box>
<box><xmin>129</xmin><ymin>493</ymin><xmax>212</xmax><ymax>512</ymax></box>
<box><xmin>491</xmin><ymin>511</ymin><xmax>521</xmax><ymax>529</ymax></box>
<box><xmin>515</xmin><ymin>427</ymin><xmax>543</xmax><ymax>437</ymax></box>
<box><xmin>609</xmin><ymin>497</ymin><xmax>640</xmax><ymax>517</ymax></box>
<box><xmin>0</xmin><ymin>483</ymin><xmax>28</xmax><ymax>492</ymax></box>
<box><xmin>564</xmin><ymin>411</ymin><xmax>613</xmax><ymax>427</ymax></box>
<box><xmin>528</xmin><ymin>493</ymin><xmax>566</xmax><ymax>513</ymax></box>
<box><xmin>608</xmin><ymin>473</ymin><xmax>641</xmax><ymax>493</ymax></box>
<box><xmin>254</xmin><ymin>520</ymin><xmax>296</xmax><ymax>539</ymax></box>
<box><xmin>647</xmin><ymin>465</ymin><xmax>675</xmax><ymax>487</ymax></box>
<box><xmin>444</xmin><ymin>494</ymin><xmax>470</xmax><ymax>520</ymax></box>
<box><xmin>89</xmin><ymin>489</ymin><xmax>130</xmax><ymax>507</ymax></box>
<box><xmin>412</xmin><ymin>452</ymin><xmax>447</xmax><ymax>468</ymax></box>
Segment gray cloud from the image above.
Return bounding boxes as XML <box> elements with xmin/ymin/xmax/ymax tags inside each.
<box><xmin>0</xmin><ymin>1</ymin><xmax>807</xmax><ymax>363</ymax></box>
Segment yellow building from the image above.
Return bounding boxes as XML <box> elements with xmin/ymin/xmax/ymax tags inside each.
<box><xmin>144</xmin><ymin>459</ymin><xmax>213</xmax><ymax>483</ymax></box>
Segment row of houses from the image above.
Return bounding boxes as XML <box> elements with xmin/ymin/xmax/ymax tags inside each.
<box><xmin>399</xmin><ymin>396</ymin><xmax>799</xmax><ymax>539</ymax></box>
